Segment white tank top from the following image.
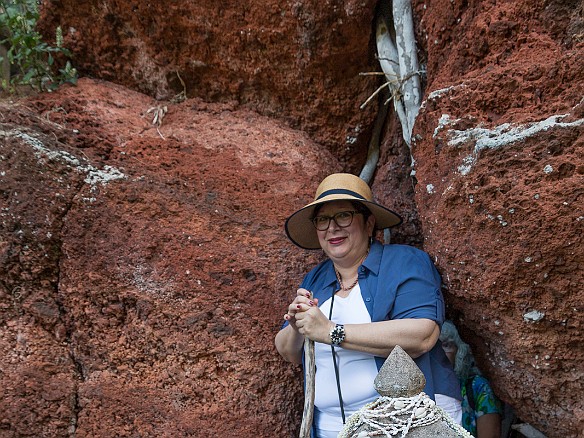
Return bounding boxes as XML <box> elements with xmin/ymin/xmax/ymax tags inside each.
<box><xmin>313</xmin><ymin>283</ymin><xmax>379</xmax><ymax>432</ymax></box>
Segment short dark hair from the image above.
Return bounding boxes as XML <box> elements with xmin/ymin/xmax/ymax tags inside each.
<box><xmin>351</xmin><ymin>201</ymin><xmax>372</xmax><ymax>221</ymax></box>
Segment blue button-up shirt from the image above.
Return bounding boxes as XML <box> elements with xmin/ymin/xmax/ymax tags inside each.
<box><xmin>297</xmin><ymin>240</ymin><xmax>460</xmax><ymax>400</ymax></box>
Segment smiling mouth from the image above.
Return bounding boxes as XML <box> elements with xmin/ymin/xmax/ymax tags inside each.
<box><xmin>328</xmin><ymin>236</ymin><xmax>346</xmax><ymax>245</ymax></box>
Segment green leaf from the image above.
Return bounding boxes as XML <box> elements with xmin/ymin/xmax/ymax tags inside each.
<box><xmin>22</xmin><ymin>68</ymin><xmax>35</xmax><ymax>82</ymax></box>
<box><xmin>0</xmin><ymin>0</ymin><xmax>78</xmax><ymax>92</ymax></box>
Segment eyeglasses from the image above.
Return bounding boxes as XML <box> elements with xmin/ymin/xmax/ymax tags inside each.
<box><xmin>441</xmin><ymin>340</ymin><xmax>456</xmax><ymax>350</ymax></box>
<box><xmin>311</xmin><ymin>210</ymin><xmax>362</xmax><ymax>231</ymax></box>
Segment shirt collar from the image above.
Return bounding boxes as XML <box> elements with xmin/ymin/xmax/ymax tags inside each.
<box><xmin>323</xmin><ymin>239</ymin><xmax>383</xmax><ymax>285</ymax></box>
<box><xmin>362</xmin><ymin>240</ymin><xmax>382</xmax><ymax>275</ymax></box>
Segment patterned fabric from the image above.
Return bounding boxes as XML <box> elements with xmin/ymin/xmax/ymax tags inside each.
<box><xmin>461</xmin><ymin>375</ymin><xmax>503</xmax><ymax>437</ymax></box>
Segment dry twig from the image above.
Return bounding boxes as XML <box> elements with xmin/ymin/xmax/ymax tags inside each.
<box><xmin>146</xmin><ymin>105</ymin><xmax>167</xmax><ymax>139</ymax></box>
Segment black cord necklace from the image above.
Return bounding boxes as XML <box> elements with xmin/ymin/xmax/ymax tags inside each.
<box><xmin>328</xmin><ymin>290</ymin><xmax>346</xmax><ymax>424</ymax></box>
<box><xmin>328</xmin><ymin>246</ymin><xmax>370</xmax><ymax>425</ymax></box>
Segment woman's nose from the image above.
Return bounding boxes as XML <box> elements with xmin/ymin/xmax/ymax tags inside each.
<box><xmin>328</xmin><ymin>218</ymin><xmax>342</xmax><ymax>230</ymax></box>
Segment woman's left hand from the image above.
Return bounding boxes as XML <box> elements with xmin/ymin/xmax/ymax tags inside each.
<box><xmin>294</xmin><ymin>304</ymin><xmax>333</xmax><ymax>344</ymax></box>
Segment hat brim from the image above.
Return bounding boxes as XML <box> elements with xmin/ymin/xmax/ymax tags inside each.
<box><xmin>285</xmin><ymin>194</ymin><xmax>402</xmax><ymax>249</ymax></box>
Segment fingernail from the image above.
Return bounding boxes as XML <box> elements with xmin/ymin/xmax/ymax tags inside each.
<box><xmin>296</xmin><ymin>304</ymin><xmax>301</xmax><ymax>309</ymax></box>
<box><xmin>305</xmin><ymin>293</ymin><xmax>310</xmax><ymax>298</ymax></box>
<box><xmin>284</xmin><ymin>314</ymin><xmax>289</xmax><ymax>320</ymax></box>
<box><xmin>309</xmin><ymin>300</ymin><xmax>314</xmax><ymax>306</ymax></box>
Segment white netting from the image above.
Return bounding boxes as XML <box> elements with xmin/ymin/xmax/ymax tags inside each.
<box><xmin>338</xmin><ymin>392</ymin><xmax>473</xmax><ymax>438</ymax></box>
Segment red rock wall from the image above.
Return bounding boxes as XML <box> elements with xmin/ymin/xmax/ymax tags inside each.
<box><xmin>0</xmin><ymin>0</ymin><xmax>581</xmax><ymax>436</ymax></box>
<box><xmin>38</xmin><ymin>0</ymin><xmax>382</xmax><ymax>170</ymax></box>
<box><xmin>0</xmin><ymin>80</ymin><xmax>340</xmax><ymax>437</ymax></box>
<box><xmin>413</xmin><ymin>0</ymin><xmax>584</xmax><ymax>435</ymax></box>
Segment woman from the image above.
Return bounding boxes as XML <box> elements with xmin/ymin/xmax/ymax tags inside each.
<box><xmin>440</xmin><ymin>321</ymin><xmax>503</xmax><ymax>438</ymax></box>
<box><xmin>275</xmin><ymin>173</ymin><xmax>461</xmax><ymax>437</ymax></box>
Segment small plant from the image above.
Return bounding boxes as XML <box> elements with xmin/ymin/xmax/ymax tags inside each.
<box><xmin>0</xmin><ymin>0</ymin><xmax>77</xmax><ymax>92</ymax></box>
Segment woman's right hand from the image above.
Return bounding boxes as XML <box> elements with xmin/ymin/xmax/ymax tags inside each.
<box><xmin>284</xmin><ymin>289</ymin><xmax>334</xmax><ymax>344</ymax></box>
<box><xmin>275</xmin><ymin>288</ymin><xmax>319</xmax><ymax>364</ymax></box>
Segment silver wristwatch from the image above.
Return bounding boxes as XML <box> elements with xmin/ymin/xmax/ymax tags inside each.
<box><xmin>330</xmin><ymin>324</ymin><xmax>346</xmax><ymax>346</ymax></box>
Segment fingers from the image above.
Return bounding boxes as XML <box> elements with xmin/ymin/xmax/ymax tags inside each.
<box><xmin>295</xmin><ymin>289</ymin><xmax>318</xmax><ymax>309</ymax></box>
<box><xmin>297</xmin><ymin>288</ymin><xmax>312</xmax><ymax>299</ymax></box>
<box><xmin>283</xmin><ymin>289</ymin><xmax>317</xmax><ymax>322</ymax></box>
<box><xmin>294</xmin><ymin>307</ymin><xmax>327</xmax><ymax>341</ymax></box>
<box><xmin>283</xmin><ymin>300</ymin><xmax>315</xmax><ymax>320</ymax></box>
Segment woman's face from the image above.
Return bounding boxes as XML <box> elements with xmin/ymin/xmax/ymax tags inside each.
<box><xmin>315</xmin><ymin>200</ymin><xmax>375</xmax><ymax>266</ymax></box>
<box><xmin>441</xmin><ymin>340</ymin><xmax>458</xmax><ymax>366</ymax></box>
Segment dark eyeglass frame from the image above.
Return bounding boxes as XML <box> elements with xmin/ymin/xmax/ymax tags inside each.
<box><xmin>311</xmin><ymin>210</ymin><xmax>362</xmax><ymax>231</ymax></box>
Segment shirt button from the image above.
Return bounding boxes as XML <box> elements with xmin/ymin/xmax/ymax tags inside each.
<box><xmin>365</xmin><ymin>297</ymin><xmax>371</xmax><ymax>302</ymax></box>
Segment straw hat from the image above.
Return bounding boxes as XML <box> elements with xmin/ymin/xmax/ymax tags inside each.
<box><xmin>285</xmin><ymin>173</ymin><xmax>402</xmax><ymax>249</ymax></box>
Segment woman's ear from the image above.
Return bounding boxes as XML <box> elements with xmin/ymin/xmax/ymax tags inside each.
<box><xmin>366</xmin><ymin>214</ymin><xmax>376</xmax><ymax>234</ymax></box>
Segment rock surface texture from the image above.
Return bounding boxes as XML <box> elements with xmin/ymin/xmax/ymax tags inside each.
<box><xmin>38</xmin><ymin>0</ymin><xmax>382</xmax><ymax>169</ymax></box>
<box><xmin>0</xmin><ymin>81</ymin><xmax>338</xmax><ymax>436</ymax></box>
<box><xmin>0</xmin><ymin>0</ymin><xmax>581</xmax><ymax>437</ymax></box>
<box><xmin>412</xmin><ymin>1</ymin><xmax>583</xmax><ymax>436</ymax></box>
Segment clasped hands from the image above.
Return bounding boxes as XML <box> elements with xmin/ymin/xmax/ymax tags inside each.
<box><xmin>284</xmin><ymin>288</ymin><xmax>333</xmax><ymax>343</ymax></box>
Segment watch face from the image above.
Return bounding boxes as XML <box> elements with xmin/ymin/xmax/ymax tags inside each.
<box><xmin>331</xmin><ymin>324</ymin><xmax>345</xmax><ymax>346</ymax></box>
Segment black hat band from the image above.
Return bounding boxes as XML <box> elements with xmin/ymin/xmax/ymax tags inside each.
<box><xmin>316</xmin><ymin>189</ymin><xmax>367</xmax><ymax>201</ymax></box>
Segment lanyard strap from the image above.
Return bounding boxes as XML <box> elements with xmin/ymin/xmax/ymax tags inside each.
<box><xmin>328</xmin><ymin>291</ymin><xmax>346</xmax><ymax>424</ymax></box>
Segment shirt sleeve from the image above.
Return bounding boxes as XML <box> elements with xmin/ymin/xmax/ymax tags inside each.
<box><xmin>473</xmin><ymin>375</ymin><xmax>503</xmax><ymax>417</ymax></box>
<box><xmin>388</xmin><ymin>249</ymin><xmax>445</xmax><ymax>323</ymax></box>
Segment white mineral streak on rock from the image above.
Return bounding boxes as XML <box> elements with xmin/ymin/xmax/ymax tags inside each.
<box><xmin>421</xmin><ymin>83</ymin><xmax>468</xmax><ymax>111</ymax></box>
<box><xmin>433</xmin><ymin>114</ymin><xmax>457</xmax><ymax>138</ymax></box>
<box><xmin>427</xmin><ymin>86</ymin><xmax>455</xmax><ymax>101</ymax></box>
<box><xmin>84</xmin><ymin>165</ymin><xmax>126</xmax><ymax>186</ymax></box>
<box><xmin>523</xmin><ymin>310</ymin><xmax>545</xmax><ymax>322</ymax></box>
<box><xmin>17</xmin><ymin>131</ymin><xmax>81</xmax><ymax>166</ymax></box>
<box><xmin>433</xmin><ymin>114</ymin><xmax>584</xmax><ymax>175</ymax></box>
<box><xmin>11</xmin><ymin>129</ymin><xmax>126</xmax><ymax>187</ymax></box>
